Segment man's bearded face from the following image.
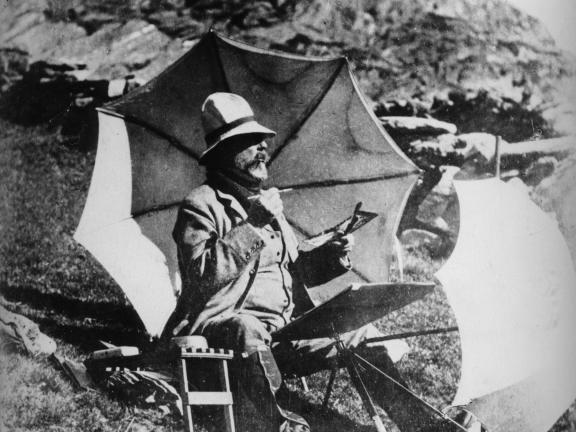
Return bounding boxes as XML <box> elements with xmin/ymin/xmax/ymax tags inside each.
<box><xmin>233</xmin><ymin>139</ymin><xmax>269</xmax><ymax>181</ymax></box>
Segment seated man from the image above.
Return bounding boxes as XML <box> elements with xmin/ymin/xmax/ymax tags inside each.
<box><xmin>162</xmin><ymin>92</ymin><xmax>439</xmax><ymax>432</ymax></box>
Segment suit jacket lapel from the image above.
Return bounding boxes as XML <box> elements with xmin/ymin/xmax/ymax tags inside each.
<box><xmin>215</xmin><ymin>189</ymin><xmax>248</xmax><ymax>220</ymax></box>
<box><xmin>215</xmin><ymin>187</ymin><xmax>299</xmax><ymax>262</ymax></box>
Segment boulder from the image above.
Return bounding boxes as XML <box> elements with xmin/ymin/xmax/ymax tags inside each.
<box><xmin>533</xmin><ymin>152</ymin><xmax>576</xmax><ymax>263</ymax></box>
<box><xmin>148</xmin><ymin>9</ymin><xmax>206</xmax><ymax>39</ymax></box>
<box><xmin>522</xmin><ymin>156</ymin><xmax>558</xmax><ymax>186</ymax></box>
<box><xmin>0</xmin><ymin>1</ymin><xmax>86</xmax><ymax>61</ymax></box>
<box><xmin>379</xmin><ymin>116</ymin><xmax>457</xmax><ymax>136</ymax></box>
<box><xmin>45</xmin><ymin>20</ymin><xmax>183</xmax><ymax>82</ymax></box>
<box><xmin>456</xmin><ymin>132</ymin><xmax>501</xmax><ymax>161</ymax></box>
<box><xmin>0</xmin><ymin>47</ymin><xmax>28</xmax><ymax>91</ymax></box>
<box><xmin>408</xmin><ymin>134</ymin><xmax>463</xmax><ymax>169</ymax></box>
<box><xmin>541</xmin><ymin>98</ymin><xmax>576</xmax><ymax>137</ymax></box>
<box><xmin>429</xmin><ymin>90</ymin><xmax>555</xmax><ymax>142</ymax></box>
<box><xmin>400</xmin><ymin>229</ymin><xmax>443</xmax><ymax>252</ymax></box>
<box><xmin>0</xmin><ymin>302</ymin><xmax>57</xmax><ymax>356</ymax></box>
<box><xmin>417</xmin><ymin>166</ymin><xmax>459</xmax><ymax>227</ymax></box>
<box><xmin>0</xmin><ymin>60</ymin><xmax>143</xmax><ymax>129</ymax></box>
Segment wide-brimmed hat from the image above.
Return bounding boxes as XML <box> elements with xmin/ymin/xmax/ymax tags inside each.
<box><xmin>199</xmin><ymin>92</ymin><xmax>276</xmax><ymax>163</ymax></box>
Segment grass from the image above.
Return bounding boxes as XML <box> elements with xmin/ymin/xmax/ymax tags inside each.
<box><xmin>0</xmin><ymin>118</ymin><xmax>574</xmax><ymax>431</ymax></box>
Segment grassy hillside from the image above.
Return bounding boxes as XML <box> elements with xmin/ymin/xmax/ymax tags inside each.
<box><xmin>0</xmin><ymin>117</ymin><xmax>459</xmax><ymax>431</ymax></box>
<box><xmin>1</xmin><ymin>118</ymin><xmax>574</xmax><ymax>431</ymax></box>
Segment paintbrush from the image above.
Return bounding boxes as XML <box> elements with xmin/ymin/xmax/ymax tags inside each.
<box><xmin>247</xmin><ymin>188</ymin><xmax>294</xmax><ymax>200</ymax></box>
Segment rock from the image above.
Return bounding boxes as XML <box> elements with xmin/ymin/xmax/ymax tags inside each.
<box><xmin>45</xmin><ymin>20</ymin><xmax>178</xmax><ymax>81</ymax></box>
<box><xmin>0</xmin><ymin>302</ymin><xmax>57</xmax><ymax>356</ymax></box>
<box><xmin>399</xmin><ymin>134</ymin><xmax>464</xmax><ymax>170</ymax></box>
<box><xmin>379</xmin><ymin>116</ymin><xmax>457</xmax><ymax>136</ymax></box>
<box><xmin>456</xmin><ymin>132</ymin><xmax>500</xmax><ymax>161</ymax></box>
<box><xmin>400</xmin><ymin>228</ymin><xmax>442</xmax><ymax>248</ymax></box>
<box><xmin>0</xmin><ymin>1</ymin><xmax>87</xmax><ymax>61</ymax></box>
<box><xmin>522</xmin><ymin>156</ymin><xmax>558</xmax><ymax>186</ymax></box>
<box><xmin>398</xmin><ymin>165</ymin><xmax>459</xmax><ymax>257</ymax></box>
<box><xmin>241</xmin><ymin>2</ymin><xmax>280</xmax><ymax>27</ymax></box>
<box><xmin>75</xmin><ymin>12</ymin><xmax>119</xmax><ymax>34</ymax></box>
<box><xmin>533</xmin><ymin>153</ymin><xmax>576</xmax><ymax>263</ymax></box>
<box><xmin>417</xmin><ymin>166</ymin><xmax>459</xmax><ymax>224</ymax></box>
<box><xmin>452</xmin><ymin>132</ymin><xmax>511</xmax><ymax>178</ymax></box>
<box><xmin>374</xmin><ymin>99</ymin><xmax>431</xmax><ymax>117</ymax></box>
<box><xmin>0</xmin><ymin>0</ymin><xmax>575</xmax><ymax>145</ymax></box>
<box><xmin>148</xmin><ymin>9</ymin><xmax>206</xmax><ymax>39</ymax></box>
<box><xmin>430</xmin><ymin>90</ymin><xmax>555</xmax><ymax>142</ymax></box>
<box><xmin>541</xmin><ymin>98</ymin><xmax>576</xmax><ymax>137</ymax></box>
<box><xmin>506</xmin><ymin>177</ymin><xmax>531</xmax><ymax>195</ymax></box>
<box><xmin>0</xmin><ymin>60</ymin><xmax>143</xmax><ymax>129</ymax></box>
<box><xmin>0</xmin><ymin>47</ymin><xmax>28</xmax><ymax>91</ymax></box>
<box><xmin>159</xmin><ymin>0</ymin><xmax>188</xmax><ymax>10</ymax></box>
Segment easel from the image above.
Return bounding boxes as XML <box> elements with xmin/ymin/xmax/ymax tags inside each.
<box><xmin>273</xmin><ymin>281</ymin><xmax>467</xmax><ymax>431</ymax></box>
<box><xmin>323</xmin><ymin>326</ymin><xmax>467</xmax><ymax>432</ymax></box>
<box><xmin>323</xmin><ymin>138</ymin><xmax>505</xmax><ymax>431</ymax></box>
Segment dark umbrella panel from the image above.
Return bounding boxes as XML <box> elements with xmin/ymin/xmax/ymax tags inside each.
<box><xmin>75</xmin><ymin>31</ymin><xmax>420</xmax><ymax>337</ymax></box>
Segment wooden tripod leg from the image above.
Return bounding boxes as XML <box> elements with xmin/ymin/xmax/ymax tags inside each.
<box><xmin>343</xmin><ymin>352</ymin><xmax>387</xmax><ymax>432</ymax></box>
<box><xmin>322</xmin><ymin>367</ymin><xmax>338</xmax><ymax>413</ymax></box>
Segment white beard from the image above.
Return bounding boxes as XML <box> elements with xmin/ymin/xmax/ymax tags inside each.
<box><xmin>247</xmin><ymin>161</ymin><xmax>268</xmax><ymax>181</ymax></box>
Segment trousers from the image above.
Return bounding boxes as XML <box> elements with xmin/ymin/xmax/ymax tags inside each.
<box><xmin>201</xmin><ymin>313</ymin><xmax>438</xmax><ymax>432</ymax></box>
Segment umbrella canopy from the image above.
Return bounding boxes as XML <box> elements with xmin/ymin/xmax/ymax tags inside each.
<box><xmin>75</xmin><ymin>31</ymin><xmax>420</xmax><ymax>337</ymax></box>
<box><xmin>436</xmin><ymin>178</ymin><xmax>576</xmax><ymax>432</ymax></box>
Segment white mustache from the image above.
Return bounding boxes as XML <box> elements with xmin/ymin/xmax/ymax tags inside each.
<box><xmin>251</xmin><ymin>153</ymin><xmax>269</xmax><ymax>166</ymax></box>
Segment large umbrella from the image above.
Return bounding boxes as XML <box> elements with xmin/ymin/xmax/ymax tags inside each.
<box><xmin>437</xmin><ymin>178</ymin><xmax>576</xmax><ymax>431</ymax></box>
<box><xmin>74</xmin><ymin>31</ymin><xmax>421</xmax><ymax>338</ymax></box>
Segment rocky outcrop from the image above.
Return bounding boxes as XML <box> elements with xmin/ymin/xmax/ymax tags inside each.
<box><xmin>0</xmin><ymin>300</ymin><xmax>57</xmax><ymax>356</ymax></box>
<box><xmin>0</xmin><ymin>0</ymin><xmax>574</xmax><ymax>258</ymax></box>
<box><xmin>235</xmin><ymin>0</ymin><xmax>576</xmax><ymax>130</ymax></box>
<box><xmin>379</xmin><ymin>116</ymin><xmax>457</xmax><ymax>137</ymax></box>
<box><xmin>533</xmin><ymin>152</ymin><xmax>576</xmax><ymax>262</ymax></box>
<box><xmin>1</xmin><ymin>0</ymin><xmax>575</xmax><ymax>140</ymax></box>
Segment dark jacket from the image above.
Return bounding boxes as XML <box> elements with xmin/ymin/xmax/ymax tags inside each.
<box><xmin>162</xmin><ymin>183</ymin><xmax>350</xmax><ymax>338</ymax></box>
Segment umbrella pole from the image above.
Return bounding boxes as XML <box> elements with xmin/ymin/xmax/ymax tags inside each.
<box><xmin>394</xmin><ymin>237</ymin><xmax>405</xmax><ymax>282</ymax></box>
<box><xmin>495</xmin><ymin>135</ymin><xmax>502</xmax><ymax>179</ymax></box>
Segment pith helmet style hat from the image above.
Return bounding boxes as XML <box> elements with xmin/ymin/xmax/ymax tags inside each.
<box><xmin>199</xmin><ymin>92</ymin><xmax>276</xmax><ymax>163</ymax></box>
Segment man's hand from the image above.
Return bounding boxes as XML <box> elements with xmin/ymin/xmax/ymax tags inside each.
<box><xmin>327</xmin><ymin>231</ymin><xmax>355</xmax><ymax>257</ymax></box>
<box><xmin>247</xmin><ymin>188</ymin><xmax>283</xmax><ymax>228</ymax></box>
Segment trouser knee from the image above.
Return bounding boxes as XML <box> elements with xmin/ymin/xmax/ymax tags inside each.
<box><xmin>202</xmin><ymin>314</ymin><xmax>272</xmax><ymax>354</ymax></box>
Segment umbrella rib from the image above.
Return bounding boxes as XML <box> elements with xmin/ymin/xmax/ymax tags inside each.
<box><xmin>213</xmin><ymin>32</ymin><xmax>232</xmax><ymax>92</ymax></box>
<box><xmin>268</xmin><ymin>59</ymin><xmax>346</xmax><ymax>164</ymax></box>
<box><xmin>132</xmin><ymin>172</ymin><xmax>417</xmax><ymax>219</ymax></box>
<box><xmin>131</xmin><ymin>172</ymin><xmax>416</xmax><ymax>219</ymax></box>
<box><xmin>276</xmin><ymin>171</ymin><xmax>419</xmax><ymax>191</ymax></box>
<box><xmin>285</xmin><ymin>216</ymin><xmax>371</xmax><ymax>283</ymax></box>
<box><xmin>97</xmin><ymin>108</ymin><xmax>200</xmax><ymax>162</ymax></box>
<box><xmin>132</xmin><ymin>201</ymin><xmax>183</xmax><ymax>219</ymax></box>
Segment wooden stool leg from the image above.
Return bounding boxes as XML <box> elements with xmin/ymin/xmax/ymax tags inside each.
<box><xmin>218</xmin><ymin>359</ymin><xmax>236</xmax><ymax>432</ymax></box>
<box><xmin>179</xmin><ymin>358</ymin><xmax>194</xmax><ymax>432</ymax></box>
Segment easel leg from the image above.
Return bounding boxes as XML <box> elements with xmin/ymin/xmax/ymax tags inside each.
<box><xmin>343</xmin><ymin>352</ymin><xmax>387</xmax><ymax>432</ymax></box>
<box><xmin>322</xmin><ymin>367</ymin><xmax>338</xmax><ymax>413</ymax></box>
